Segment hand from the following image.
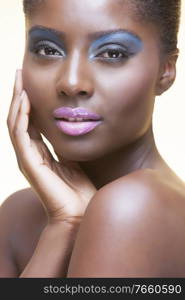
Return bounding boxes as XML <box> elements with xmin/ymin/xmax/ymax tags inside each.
<box><xmin>7</xmin><ymin>70</ymin><xmax>97</xmax><ymax>225</ymax></box>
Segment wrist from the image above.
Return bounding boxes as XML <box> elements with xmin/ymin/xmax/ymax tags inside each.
<box><xmin>48</xmin><ymin>215</ymin><xmax>82</xmax><ymax>228</ymax></box>
<box><xmin>44</xmin><ymin>218</ymin><xmax>81</xmax><ymax>240</ymax></box>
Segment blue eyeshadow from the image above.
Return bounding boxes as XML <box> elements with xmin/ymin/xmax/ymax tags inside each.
<box><xmin>89</xmin><ymin>30</ymin><xmax>143</xmax><ymax>56</ymax></box>
<box><xmin>28</xmin><ymin>27</ymin><xmax>65</xmax><ymax>50</ymax></box>
<box><xmin>27</xmin><ymin>26</ymin><xmax>143</xmax><ymax>61</ymax></box>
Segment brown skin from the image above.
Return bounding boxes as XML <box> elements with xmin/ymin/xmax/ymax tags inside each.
<box><xmin>22</xmin><ymin>0</ymin><xmax>177</xmax><ymax>187</ymax></box>
<box><xmin>1</xmin><ymin>0</ymin><xmax>185</xmax><ymax>277</ymax></box>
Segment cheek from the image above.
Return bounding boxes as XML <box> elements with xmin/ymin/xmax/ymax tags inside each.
<box><xmin>22</xmin><ymin>64</ymin><xmax>53</xmax><ymax>134</ymax></box>
<box><xmin>23</xmin><ymin>66</ymin><xmax>41</xmax><ymax>105</ymax></box>
<box><xmin>97</xmin><ymin>63</ymin><xmax>157</xmax><ymax>125</ymax></box>
<box><xmin>22</xmin><ymin>61</ymin><xmax>55</xmax><ymax>118</ymax></box>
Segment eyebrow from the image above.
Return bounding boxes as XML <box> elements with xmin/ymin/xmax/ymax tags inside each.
<box><xmin>28</xmin><ymin>25</ymin><xmax>141</xmax><ymax>41</ymax></box>
<box><xmin>29</xmin><ymin>25</ymin><xmax>65</xmax><ymax>38</ymax></box>
<box><xmin>89</xmin><ymin>29</ymin><xmax>141</xmax><ymax>41</ymax></box>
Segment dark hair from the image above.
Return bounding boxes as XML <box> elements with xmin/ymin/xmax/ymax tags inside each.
<box><xmin>23</xmin><ymin>0</ymin><xmax>181</xmax><ymax>55</ymax></box>
<box><xmin>23</xmin><ymin>0</ymin><xmax>43</xmax><ymax>15</ymax></box>
<box><xmin>129</xmin><ymin>0</ymin><xmax>181</xmax><ymax>55</ymax></box>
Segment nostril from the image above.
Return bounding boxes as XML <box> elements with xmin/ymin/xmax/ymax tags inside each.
<box><xmin>59</xmin><ymin>90</ymin><xmax>88</xmax><ymax>97</ymax></box>
<box><xmin>60</xmin><ymin>91</ymin><xmax>67</xmax><ymax>96</ymax></box>
<box><xmin>79</xmin><ymin>91</ymin><xmax>87</xmax><ymax>96</ymax></box>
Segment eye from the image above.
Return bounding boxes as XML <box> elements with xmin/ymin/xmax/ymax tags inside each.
<box><xmin>32</xmin><ymin>41</ymin><xmax>65</xmax><ymax>58</ymax></box>
<box><xmin>94</xmin><ymin>45</ymin><xmax>129</xmax><ymax>62</ymax></box>
<box><xmin>37</xmin><ymin>46</ymin><xmax>61</xmax><ymax>57</ymax></box>
<box><xmin>101</xmin><ymin>49</ymin><xmax>127</xmax><ymax>59</ymax></box>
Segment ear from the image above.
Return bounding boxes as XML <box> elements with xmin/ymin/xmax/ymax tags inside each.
<box><xmin>156</xmin><ymin>53</ymin><xmax>178</xmax><ymax>96</ymax></box>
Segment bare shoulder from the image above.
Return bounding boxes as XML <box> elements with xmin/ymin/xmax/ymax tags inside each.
<box><xmin>0</xmin><ymin>188</ymin><xmax>47</xmax><ymax>277</ymax></box>
<box><xmin>90</xmin><ymin>168</ymin><xmax>185</xmax><ymax>213</ymax></box>
<box><xmin>68</xmin><ymin>169</ymin><xmax>185</xmax><ymax>277</ymax></box>
<box><xmin>0</xmin><ymin>188</ymin><xmax>47</xmax><ymax>233</ymax></box>
<box><xmin>1</xmin><ymin>187</ymin><xmax>47</xmax><ymax>221</ymax></box>
<box><xmin>85</xmin><ymin>168</ymin><xmax>185</xmax><ymax>224</ymax></box>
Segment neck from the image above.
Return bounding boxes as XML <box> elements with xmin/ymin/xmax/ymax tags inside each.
<box><xmin>79</xmin><ymin>127</ymin><xmax>164</xmax><ymax>189</ymax></box>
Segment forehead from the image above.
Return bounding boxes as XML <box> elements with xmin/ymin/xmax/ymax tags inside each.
<box><xmin>26</xmin><ymin>0</ymin><xmax>157</xmax><ymax>42</ymax></box>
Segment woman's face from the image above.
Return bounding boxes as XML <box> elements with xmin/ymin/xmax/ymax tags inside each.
<box><xmin>23</xmin><ymin>0</ymin><xmax>163</xmax><ymax>161</ymax></box>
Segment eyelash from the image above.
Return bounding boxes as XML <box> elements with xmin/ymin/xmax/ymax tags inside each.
<box><xmin>31</xmin><ymin>41</ymin><xmax>129</xmax><ymax>62</ymax></box>
<box><xmin>96</xmin><ymin>47</ymin><xmax>129</xmax><ymax>61</ymax></box>
<box><xmin>32</xmin><ymin>41</ymin><xmax>65</xmax><ymax>58</ymax></box>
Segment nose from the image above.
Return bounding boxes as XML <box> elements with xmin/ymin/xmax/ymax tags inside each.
<box><xmin>56</xmin><ymin>50</ymin><xmax>94</xmax><ymax>99</ymax></box>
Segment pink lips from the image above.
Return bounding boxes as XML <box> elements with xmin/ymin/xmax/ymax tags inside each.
<box><xmin>53</xmin><ymin>107</ymin><xmax>103</xmax><ymax>136</ymax></box>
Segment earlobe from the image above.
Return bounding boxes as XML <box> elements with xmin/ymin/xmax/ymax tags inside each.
<box><xmin>156</xmin><ymin>54</ymin><xmax>178</xmax><ymax>96</ymax></box>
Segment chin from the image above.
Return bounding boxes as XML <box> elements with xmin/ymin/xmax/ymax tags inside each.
<box><xmin>57</xmin><ymin>151</ymin><xmax>101</xmax><ymax>162</ymax></box>
<box><xmin>43</xmin><ymin>130</ymin><xmax>111</xmax><ymax>162</ymax></box>
<box><xmin>54</xmin><ymin>144</ymin><xmax>107</xmax><ymax>162</ymax></box>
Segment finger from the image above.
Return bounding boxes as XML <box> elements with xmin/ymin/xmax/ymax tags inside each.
<box><xmin>7</xmin><ymin>90</ymin><xmax>30</xmax><ymax>171</ymax></box>
<box><xmin>7</xmin><ymin>70</ymin><xmax>23</xmax><ymax>130</ymax></box>
<box><xmin>14</xmin><ymin>92</ymin><xmax>54</xmax><ymax>164</ymax></box>
<box><xmin>28</xmin><ymin>121</ymin><xmax>43</xmax><ymax>141</ymax></box>
<box><xmin>28</xmin><ymin>116</ymin><xmax>56</xmax><ymax>162</ymax></box>
<box><xmin>56</xmin><ymin>155</ymin><xmax>83</xmax><ymax>173</ymax></box>
<box><xmin>55</xmin><ymin>154</ymin><xmax>89</xmax><ymax>186</ymax></box>
<box><xmin>12</xmin><ymin>90</ymin><xmax>31</xmax><ymax>151</ymax></box>
<box><xmin>12</xmin><ymin>69</ymin><xmax>23</xmax><ymax>97</ymax></box>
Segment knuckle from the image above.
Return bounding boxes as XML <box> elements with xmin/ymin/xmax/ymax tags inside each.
<box><xmin>6</xmin><ymin>117</ymin><xmax>11</xmax><ymax>128</ymax></box>
<box><xmin>15</xmin><ymin>152</ymin><xmax>27</xmax><ymax>175</ymax></box>
<box><xmin>17</xmin><ymin>159</ymin><xmax>22</xmax><ymax>171</ymax></box>
<box><xmin>17</xmin><ymin>162</ymin><xmax>26</xmax><ymax>176</ymax></box>
<box><xmin>7</xmin><ymin>121</ymin><xmax>13</xmax><ymax>138</ymax></box>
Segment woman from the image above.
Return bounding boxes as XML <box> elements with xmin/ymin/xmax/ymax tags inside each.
<box><xmin>0</xmin><ymin>0</ymin><xmax>185</xmax><ymax>277</ymax></box>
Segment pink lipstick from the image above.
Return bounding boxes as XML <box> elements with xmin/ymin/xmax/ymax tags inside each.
<box><xmin>53</xmin><ymin>107</ymin><xmax>103</xmax><ymax>136</ymax></box>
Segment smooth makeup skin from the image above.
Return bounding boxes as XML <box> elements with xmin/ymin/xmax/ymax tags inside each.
<box><xmin>23</xmin><ymin>0</ymin><xmax>164</xmax><ymax>180</ymax></box>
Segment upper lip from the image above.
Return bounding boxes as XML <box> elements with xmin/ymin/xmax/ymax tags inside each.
<box><xmin>53</xmin><ymin>107</ymin><xmax>102</xmax><ymax>121</ymax></box>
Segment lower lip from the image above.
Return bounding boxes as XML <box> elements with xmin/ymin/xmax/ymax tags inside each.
<box><xmin>55</xmin><ymin>120</ymin><xmax>102</xmax><ymax>136</ymax></box>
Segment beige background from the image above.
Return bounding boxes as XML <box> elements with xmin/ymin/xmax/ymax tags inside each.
<box><xmin>0</xmin><ymin>0</ymin><xmax>185</xmax><ymax>204</ymax></box>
